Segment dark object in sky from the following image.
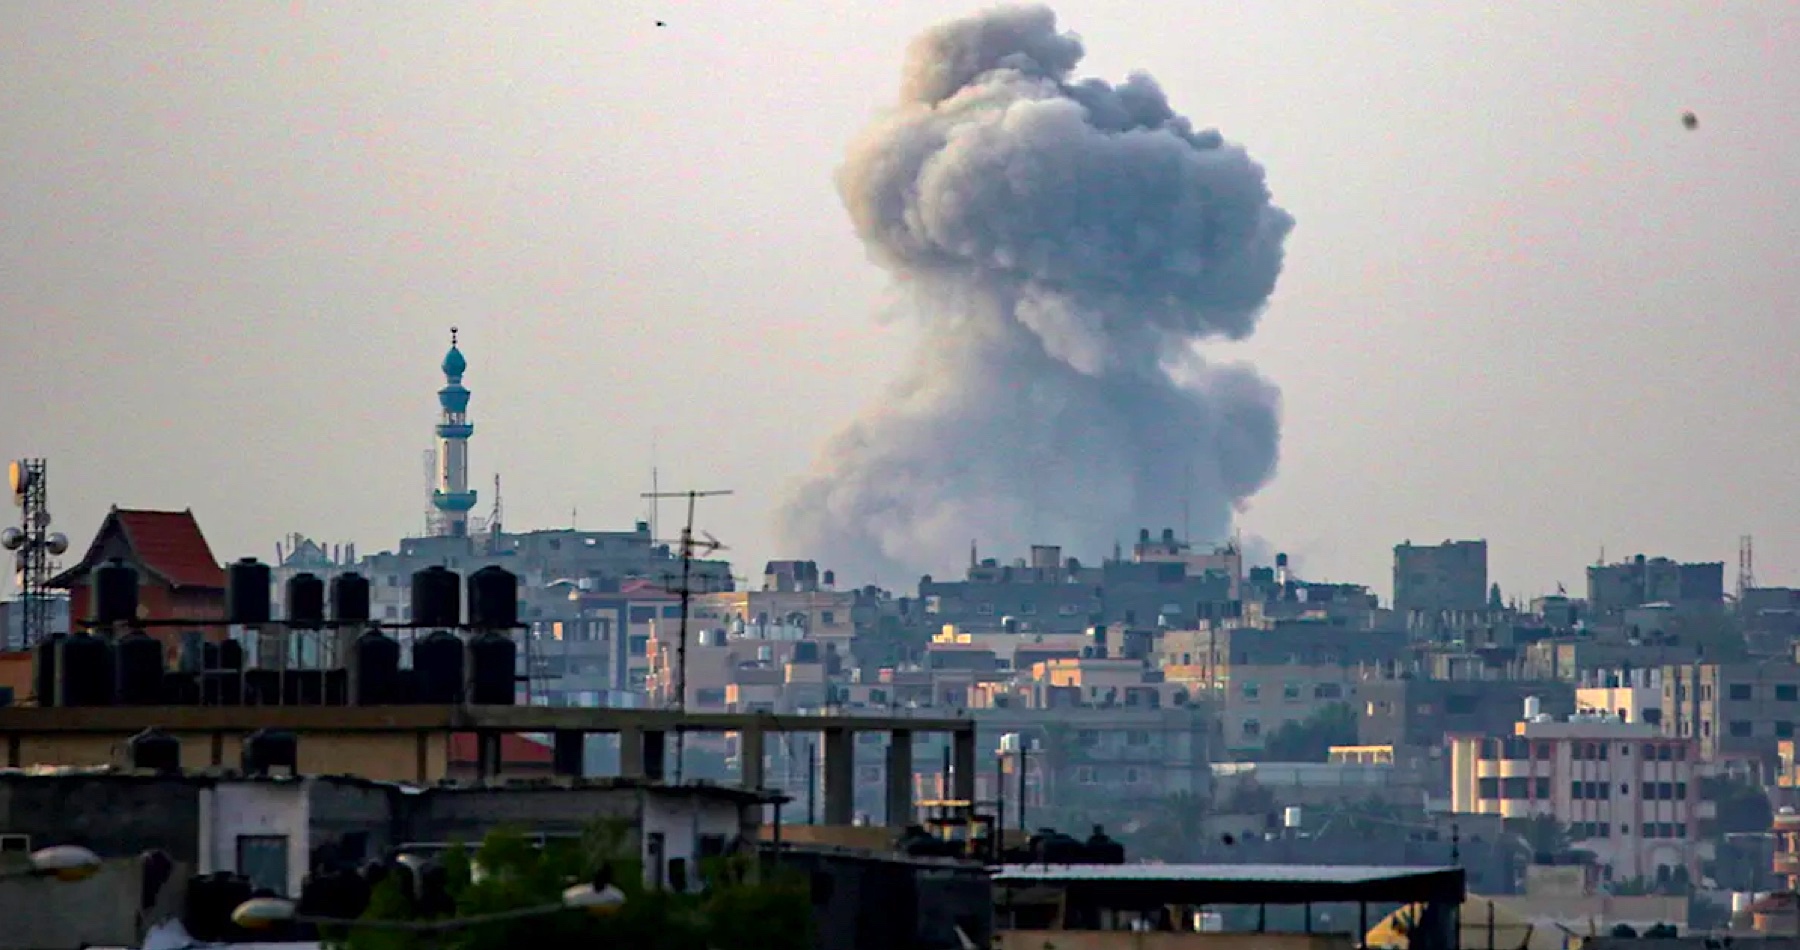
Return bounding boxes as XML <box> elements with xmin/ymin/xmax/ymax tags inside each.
<box><xmin>655</xmin><ymin>20</ymin><xmax>667</xmax><ymax>27</ymax></box>
<box><xmin>1682</xmin><ymin>111</ymin><xmax>1698</xmax><ymax>130</ymax></box>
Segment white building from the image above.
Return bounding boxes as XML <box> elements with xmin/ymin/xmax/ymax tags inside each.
<box><xmin>1577</xmin><ymin>667</ymin><xmax>1665</xmax><ymax>727</ymax></box>
<box><xmin>1449</xmin><ymin>704</ymin><xmax>1710</xmax><ymax>884</ymax></box>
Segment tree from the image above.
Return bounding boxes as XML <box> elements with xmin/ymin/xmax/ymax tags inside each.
<box><xmin>342</xmin><ymin>824</ymin><xmax>812</xmax><ymax>950</ymax></box>
<box><xmin>1702</xmin><ymin>775</ymin><xmax>1772</xmax><ymax>836</ymax></box>
<box><xmin>1257</xmin><ymin>702</ymin><xmax>1358</xmax><ymax>762</ymax></box>
<box><xmin>1510</xmin><ymin>813</ymin><xmax>1569</xmax><ymax>857</ymax></box>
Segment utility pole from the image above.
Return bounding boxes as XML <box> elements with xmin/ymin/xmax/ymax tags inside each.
<box><xmin>641</xmin><ymin>487</ymin><xmax>732</xmax><ymax>784</ymax></box>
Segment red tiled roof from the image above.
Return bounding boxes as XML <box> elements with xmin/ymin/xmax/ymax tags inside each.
<box><xmin>447</xmin><ymin>732</ymin><xmax>554</xmax><ymax>765</ymax></box>
<box><xmin>114</xmin><ymin>510</ymin><xmax>226</xmax><ymax>588</ymax></box>
<box><xmin>52</xmin><ymin>507</ymin><xmax>226</xmax><ymax>590</ymax></box>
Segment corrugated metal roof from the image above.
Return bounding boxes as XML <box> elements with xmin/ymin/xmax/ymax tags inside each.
<box><xmin>993</xmin><ymin>864</ymin><xmax>1456</xmax><ymax>885</ymax></box>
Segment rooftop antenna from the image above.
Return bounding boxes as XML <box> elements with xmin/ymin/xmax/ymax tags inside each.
<box><xmin>642</xmin><ymin>486</ymin><xmax>734</xmax><ymax>784</ymax></box>
<box><xmin>486</xmin><ymin>474</ymin><xmax>504</xmax><ymax>554</ymax></box>
<box><xmin>649</xmin><ymin>429</ymin><xmax>660</xmax><ymax>541</ymax></box>
<box><xmin>421</xmin><ymin>448</ymin><xmax>438</xmax><ymax>536</ymax></box>
<box><xmin>1738</xmin><ymin>535</ymin><xmax>1755</xmax><ymax>602</ymax></box>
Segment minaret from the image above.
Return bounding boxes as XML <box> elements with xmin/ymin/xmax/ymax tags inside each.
<box><xmin>432</xmin><ymin>327</ymin><xmax>478</xmax><ymax>537</ymax></box>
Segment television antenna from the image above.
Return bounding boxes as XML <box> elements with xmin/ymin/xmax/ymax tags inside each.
<box><xmin>641</xmin><ymin>487</ymin><xmax>732</xmax><ymax>783</ymax></box>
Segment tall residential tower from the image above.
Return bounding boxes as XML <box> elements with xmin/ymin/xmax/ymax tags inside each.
<box><xmin>432</xmin><ymin>328</ymin><xmax>478</xmax><ymax>537</ymax></box>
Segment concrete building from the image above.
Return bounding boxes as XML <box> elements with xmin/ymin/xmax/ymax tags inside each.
<box><xmin>1587</xmin><ymin>555</ymin><xmax>1725</xmax><ymax>617</ymax></box>
<box><xmin>1160</xmin><ymin>619</ymin><xmax>1405</xmax><ymax>758</ymax></box>
<box><xmin>1577</xmin><ymin>667</ymin><xmax>1665</xmax><ymax>727</ymax></box>
<box><xmin>0</xmin><ymin>768</ymin><xmax>777</xmax><ymax>897</ymax></box>
<box><xmin>0</xmin><ymin>595</ymin><xmax>67</xmax><ymax>653</ymax></box>
<box><xmin>1660</xmin><ymin>660</ymin><xmax>1800</xmax><ymax>775</ymax></box>
<box><xmin>1449</xmin><ymin>709</ymin><xmax>1709</xmax><ymax>884</ymax></box>
<box><xmin>918</xmin><ymin>531</ymin><xmax>1237</xmax><ymax>634</ymax></box>
<box><xmin>1359</xmin><ymin>678</ymin><xmax>1576</xmax><ymax>788</ymax></box>
<box><xmin>1393</xmin><ymin>539</ymin><xmax>1489</xmax><ymax>616</ymax></box>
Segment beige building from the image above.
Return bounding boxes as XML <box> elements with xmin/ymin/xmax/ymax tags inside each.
<box><xmin>1449</xmin><ymin>710</ymin><xmax>1709</xmax><ymax>883</ymax></box>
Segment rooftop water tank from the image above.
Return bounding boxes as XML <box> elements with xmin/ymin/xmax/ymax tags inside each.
<box><xmin>465</xmin><ymin>631</ymin><xmax>516</xmax><ymax>706</ymax></box>
<box><xmin>241</xmin><ymin>728</ymin><xmax>299</xmax><ymax>776</ymax></box>
<box><xmin>330</xmin><ymin>573</ymin><xmax>372</xmax><ymax>624</ymax></box>
<box><xmin>227</xmin><ymin>558</ymin><xmax>272</xmax><ymax>625</ymax></box>
<box><xmin>126</xmin><ymin>727</ymin><xmax>181</xmax><ymax>773</ymax></box>
<box><xmin>410</xmin><ymin>567</ymin><xmax>460</xmax><ymax>627</ymax></box>
<box><xmin>467</xmin><ymin>566</ymin><xmax>519</xmax><ymax>629</ymax></box>
<box><xmin>115</xmin><ymin>630</ymin><xmax>166</xmax><ymax>706</ymax></box>
<box><xmin>92</xmin><ymin>559</ymin><xmax>140</xmax><ymax>625</ymax></box>
<box><xmin>286</xmin><ymin>573</ymin><xmax>326</xmax><ymax>629</ymax></box>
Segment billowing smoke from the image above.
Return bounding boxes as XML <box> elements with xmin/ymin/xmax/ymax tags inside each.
<box><xmin>776</xmin><ymin>4</ymin><xmax>1294</xmax><ymax>584</ymax></box>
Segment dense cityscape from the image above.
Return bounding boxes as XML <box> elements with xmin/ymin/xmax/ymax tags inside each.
<box><xmin>3</xmin><ymin>2</ymin><xmax>1793</xmax><ymax>950</ymax></box>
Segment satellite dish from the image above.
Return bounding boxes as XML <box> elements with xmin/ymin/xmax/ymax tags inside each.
<box><xmin>0</xmin><ymin>528</ymin><xmax>21</xmax><ymax>551</ymax></box>
<box><xmin>45</xmin><ymin>532</ymin><xmax>68</xmax><ymax>556</ymax></box>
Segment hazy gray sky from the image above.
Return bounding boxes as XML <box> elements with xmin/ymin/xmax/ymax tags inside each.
<box><xmin>3</xmin><ymin>2</ymin><xmax>1795</xmax><ymax>600</ymax></box>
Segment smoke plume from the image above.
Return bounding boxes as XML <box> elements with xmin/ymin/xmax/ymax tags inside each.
<box><xmin>776</xmin><ymin>4</ymin><xmax>1294</xmax><ymax>583</ymax></box>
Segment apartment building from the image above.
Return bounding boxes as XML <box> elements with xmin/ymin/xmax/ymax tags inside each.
<box><xmin>1587</xmin><ymin>555</ymin><xmax>1725</xmax><ymax>617</ymax></box>
<box><xmin>1660</xmin><ymin>660</ymin><xmax>1800</xmax><ymax>776</ymax></box>
<box><xmin>1577</xmin><ymin>667</ymin><xmax>1664</xmax><ymax>727</ymax></box>
<box><xmin>1393</xmin><ymin>539</ymin><xmax>1488</xmax><ymax>615</ymax></box>
<box><xmin>1160</xmin><ymin>618</ymin><xmax>1404</xmax><ymax>757</ymax></box>
<box><xmin>1449</xmin><ymin>709</ymin><xmax>1708</xmax><ymax>884</ymax></box>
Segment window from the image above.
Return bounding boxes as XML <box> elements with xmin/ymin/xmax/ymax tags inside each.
<box><xmin>1779</xmin><ymin>684</ymin><xmax>1799</xmax><ymax>702</ymax></box>
<box><xmin>1478</xmin><ymin>777</ymin><xmax>1499</xmax><ymax>799</ymax></box>
<box><xmin>1125</xmin><ymin>767</ymin><xmax>1142</xmax><ymax>784</ymax></box>
<box><xmin>1730</xmin><ymin>720</ymin><xmax>1754</xmax><ymax>738</ymax></box>
<box><xmin>1240</xmin><ymin>682</ymin><xmax>1260</xmax><ymax>701</ymax></box>
<box><xmin>820</xmin><ymin>611</ymin><xmax>835</xmax><ymax>625</ymax></box>
<box><xmin>1077</xmin><ymin>767</ymin><xmax>1098</xmax><ymax>784</ymax></box>
<box><xmin>1242</xmin><ymin>718</ymin><xmax>1261</xmax><ymax>738</ymax></box>
<box><xmin>1729</xmin><ymin>683</ymin><xmax>1753</xmax><ymax>701</ymax></box>
<box><xmin>1314</xmin><ymin>683</ymin><xmax>1342</xmax><ymax>700</ymax></box>
<box><xmin>1779</xmin><ymin>721</ymin><xmax>1795</xmax><ymax>739</ymax></box>
<box><xmin>1077</xmin><ymin>730</ymin><xmax>1100</xmax><ymax>747</ymax></box>
<box><xmin>1126</xmin><ymin>730</ymin><xmax>1150</xmax><ymax>746</ymax></box>
<box><xmin>1501</xmin><ymin>777</ymin><xmax>1530</xmax><ymax>799</ymax></box>
<box><xmin>1283</xmin><ymin>682</ymin><xmax>1302</xmax><ymax>702</ymax></box>
<box><xmin>1535</xmin><ymin>777</ymin><xmax>1551</xmax><ymax>798</ymax></box>
<box><xmin>237</xmin><ymin>835</ymin><xmax>290</xmax><ymax>895</ymax></box>
<box><xmin>975</xmin><ymin>603</ymin><xmax>995</xmax><ymax>616</ymax></box>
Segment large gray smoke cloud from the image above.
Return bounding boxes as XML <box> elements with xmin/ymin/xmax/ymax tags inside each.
<box><xmin>776</xmin><ymin>4</ymin><xmax>1293</xmax><ymax>583</ymax></box>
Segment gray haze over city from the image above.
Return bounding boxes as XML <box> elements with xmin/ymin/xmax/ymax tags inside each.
<box><xmin>2</xmin><ymin>2</ymin><xmax>1795</xmax><ymax>598</ymax></box>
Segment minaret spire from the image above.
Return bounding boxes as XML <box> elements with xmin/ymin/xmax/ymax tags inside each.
<box><xmin>431</xmin><ymin>326</ymin><xmax>478</xmax><ymax>537</ymax></box>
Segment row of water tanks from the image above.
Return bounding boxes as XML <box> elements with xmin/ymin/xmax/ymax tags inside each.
<box><xmin>88</xmin><ymin>558</ymin><xmax>521</xmax><ymax>629</ymax></box>
<box><xmin>33</xmin><ymin>627</ymin><xmax>518</xmax><ymax>708</ymax></box>
<box><xmin>124</xmin><ymin>726</ymin><xmax>299</xmax><ymax>775</ymax></box>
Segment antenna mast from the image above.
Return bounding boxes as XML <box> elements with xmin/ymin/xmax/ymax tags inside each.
<box><xmin>1738</xmin><ymin>535</ymin><xmax>1755</xmax><ymax>602</ymax></box>
<box><xmin>641</xmin><ymin>487</ymin><xmax>733</xmax><ymax>783</ymax></box>
<box><xmin>421</xmin><ymin>448</ymin><xmax>438</xmax><ymax>536</ymax></box>
<box><xmin>5</xmin><ymin>460</ymin><xmax>66</xmax><ymax>649</ymax></box>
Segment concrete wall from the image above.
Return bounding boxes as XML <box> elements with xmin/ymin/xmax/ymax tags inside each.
<box><xmin>6</xmin><ymin>731</ymin><xmax>451</xmax><ymax>783</ymax></box>
<box><xmin>400</xmin><ymin>784</ymin><xmax>640</xmax><ymax>846</ymax></box>
<box><xmin>772</xmin><ymin>847</ymin><xmax>992</xmax><ymax>950</ymax></box>
<box><xmin>201</xmin><ymin>781</ymin><xmax>310</xmax><ymax>895</ymax></box>
<box><xmin>0</xmin><ymin>857</ymin><xmax>186</xmax><ymax>950</ymax></box>
<box><xmin>641</xmin><ymin>791</ymin><xmax>750</xmax><ymax>889</ymax></box>
<box><xmin>999</xmin><ymin>933</ymin><xmax>1351</xmax><ymax>950</ymax></box>
<box><xmin>0</xmin><ymin>774</ymin><xmax>201</xmax><ymax>867</ymax></box>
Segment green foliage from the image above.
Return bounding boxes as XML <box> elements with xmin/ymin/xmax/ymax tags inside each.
<box><xmin>1510</xmin><ymin>813</ymin><xmax>1570</xmax><ymax>856</ymax></box>
<box><xmin>341</xmin><ymin>823</ymin><xmax>813</xmax><ymax>950</ymax></box>
<box><xmin>1702</xmin><ymin>775</ymin><xmax>1772</xmax><ymax>836</ymax></box>
<box><xmin>1256</xmin><ymin>702</ymin><xmax>1358</xmax><ymax>762</ymax></box>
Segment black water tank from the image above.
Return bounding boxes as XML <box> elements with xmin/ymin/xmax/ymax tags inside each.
<box><xmin>792</xmin><ymin>641</ymin><xmax>819</xmax><ymax>663</ymax></box>
<box><xmin>413</xmin><ymin>631</ymin><xmax>464</xmax><ymax>704</ymax></box>
<box><xmin>353</xmin><ymin>631</ymin><xmax>400</xmax><ymax>705</ymax></box>
<box><xmin>57</xmin><ymin>633</ymin><xmax>114</xmax><ymax>707</ymax></box>
<box><xmin>217</xmin><ymin>638</ymin><xmax>245</xmax><ymax>671</ymax></box>
<box><xmin>330</xmin><ymin>573</ymin><xmax>372</xmax><ymax>624</ymax></box>
<box><xmin>32</xmin><ymin>633</ymin><xmax>63</xmax><ymax>707</ymax></box>
<box><xmin>466</xmin><ymin>566</ymin><xmax>519</xmax><ymax>629</ymax></box>
<box><xmin>184</xmin><ymin>873</ymin><xmax>254</xmax><ymax>943</ymax></box>
<box><xmin>286</xmin><ymin>573</ymin><xmax>326</xmax><ymax>629</ymax></box>
<box><xmin>227</xmin><ymin>558</ymin><xmax>272</xmax><ymax>625</ymax></box>
<box><xmin>242</xmin><ymin>728</ymin><xmax>299</xmax><ymax>775</ymax></box>
<box><xmin>465</xmin><ymin>632</ymin><xmax>516</xmax><ymax>705</ymax></box>
<box><xmin>93</xmin><ymin>558</ymin><xmax>140</xmax><ymax>624</ymax></box>
<box><xmin>115</xmin><ymin>630</ymin><xmax>166</xmax><ymax>706</ymax></box>
<box><xmin>127</xmin><ymin>727</ymin><xmax>182</xmax><ymax>772</ymax></box>
<box><xmin>411</xmin><ymin>567</ymin><xmax>460</xmax><ymax>627</ymax></box>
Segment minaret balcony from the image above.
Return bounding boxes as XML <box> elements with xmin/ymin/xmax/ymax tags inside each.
<box><xmin>436</xmin><ymin>423</ymin><xmax>475</xmax><ymax>439</ymax></box>
<box><xmin>433</xmin><ymin>490</ymin><xmax>479</xmax><ymax>513</ymax></box>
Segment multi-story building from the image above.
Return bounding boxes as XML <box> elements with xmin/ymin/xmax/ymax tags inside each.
<box><xmin>1393</xmin><ymin>539</ymin><xmax>1488</xmax><ymax>616</ymax></box>
<box><xmin>1449</xmin><ymin>708</ymin><xmax>1708</xmax><ymax>884</ymax></box>
<box><xmin>1577</xmin><ymin>667</ymin><xmax>1664</xmax><ymax>727</ymax></box>
<box><xmin>1587</xmin><ymin>555</ymin><xmax>1725</xmax><ymax>617</ymax></box>
<box><xmin>918</xmin><ymin>531</ymin><xmax>1237</xmax><ymax>634</ymax></box>
<box><xmin>49</xmin><ymin>507</ymin><xmax>229</xmax><ymax>663</ymax></box>
<box><xmin>1660</xmin><ymin>660</ymin><xmax>1800</xmax><ymax>776</ymax></box>
<box><xmin>1359</xmin><ymin>678</ymin><xmax>1575</xmax><ymax>788</ymax></box>
<box><xmin>1161</xmin><ymin>618</ymin><xmax>1404</xmax><ymax>757</ymax></box>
